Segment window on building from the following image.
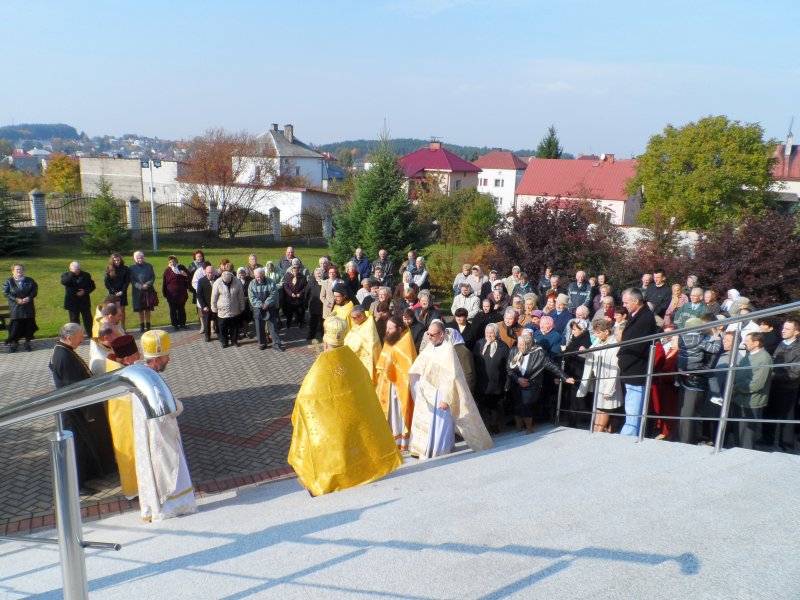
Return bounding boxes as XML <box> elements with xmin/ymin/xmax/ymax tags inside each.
<box><xmin>494</xmin><ymin>179</ymin><xmax>503</xmax><ymax>187</ymax></box>
<box><xmin>295</xmin><ymin>167</ymin><xmax>301</xmax><ymax>177</ymax></box>
<box><xmin>454</xmin><ymin>179</ymin><xmax>461</xmax><ymax>190</ymax></box>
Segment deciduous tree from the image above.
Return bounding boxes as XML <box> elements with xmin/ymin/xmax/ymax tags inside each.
<box><xmin>182</xmin><ymin>129</ymin><xmax>277</xmax><ymax>238</ymax></box>
<box><xmin>690</xmin><ymin>211</ymin><xmax>800</xmax><ymax>307</ymax></box>
<box><xmin>490</xmin><ymin>198</ymin><xmax>626</xmax><ymax>282</ymax></box>
<box><xmin>460</xmin><ymin>194</ymin><xmax>501</xmax><ymax>246</ymax></box>
<box><xmin>628</xmin><ymin>115</ymin><xmax>779</xmax><ymax>229</ymax></box>
<box><xmin>43</xmin><ymin>153</ymin><xmax>81</xmax><ymax>194</ymax></box>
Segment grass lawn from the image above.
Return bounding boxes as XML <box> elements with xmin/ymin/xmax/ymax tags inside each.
<box><xmin>3</xmin><ymin>240</ymin><xmax>328</xmax><ymax>339</ymax></box>
<box><xmin>2</xmin><ymin>239</ymin><xmax>470</xmax><ymax>339</ymax></box>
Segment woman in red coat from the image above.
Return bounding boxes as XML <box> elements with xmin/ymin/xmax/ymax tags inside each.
<box><xmin>651</xmin><ymin>324</ymin><xmax>679</xmax><ymax>440</ymax></box>
<box><xmin>162</xmin><ymin>255</ymin><xmax>190</xmax><ymax>330</ymax></box>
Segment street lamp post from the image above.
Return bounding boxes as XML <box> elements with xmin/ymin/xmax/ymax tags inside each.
<box><xmin>141</xmin><ymin>158</ymin><xmax>162</xmax><ymax>253</ymax></box>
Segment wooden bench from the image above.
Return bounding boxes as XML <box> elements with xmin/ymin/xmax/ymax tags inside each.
<box><xmin>0</xmin><ymin>309</ymin><xmax>10</xmax><ymax>331</ymax></box>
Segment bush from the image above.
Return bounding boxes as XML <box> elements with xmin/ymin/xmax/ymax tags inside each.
<box><xmin>460</xmin><ymin>195</ymin><xmax>501</xmax><ymax>246</ymax></box>
<box><xmin>690</xmin><ymin>211</ymin><xmax>800</xmax><ymax>306</ymax></box>
<box><xmin>82</xmin><ymin>177</ymin><xmax>130</xmax><ymax>254</ymax></box>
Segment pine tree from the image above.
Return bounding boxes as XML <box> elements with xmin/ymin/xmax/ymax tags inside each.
<box><xmin>0</xmin><ymin>182</ymin><xmax>39</xmax><ymax>255</ymax></box>
<box><xmin>82</xmin><ymin>177</ymin><xmax>130</xmax><ymax>254</ymax></box>
<box><xmin>330</xmin><ymin>138</ymin><xmax>426</xmax><ymax>273</ymax></box>
<box><xmin>536</xmin><ymin>125</ymin><xmax>563</xmax><ymax>159</ymax></box>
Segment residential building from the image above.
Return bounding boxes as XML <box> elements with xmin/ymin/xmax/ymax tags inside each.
<box><xmin>3</xmin><ymin>151</ymin><xmax>44</xmax><ymax>173</ymax></box>
<box><xmin>772</xmin><ymin>133</ymin><xmax>800</xmax><ymax>207</ymax></box>
<box><xmin>234</xmin><ymin>123</ymin><xmax>325</xmax><ymax>188</ymax></box>
<box><xmin>473</xmin><ymin>150</ymin><xmax>528</xmax><ymax>214</ymax></box>
<box><xmin>398</xmin><ymin>141</ymin><xmax>479</xmax><ymax>196</ymax></box>
<box><xmin>515</xmin><ymin>154</ymin><xmax>640</xmax><ymax>225</ymax></box>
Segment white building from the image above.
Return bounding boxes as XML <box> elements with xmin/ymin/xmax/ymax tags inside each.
<box><xmin>473</xmin><ymin>151</ymin><xmax>528</xmax><ymax>215</ymax></box>
<box><xmin>772</xmin><ymin>133</ymin><xmax>800</xmax><ymax>207</ymax></box>
<box><xmin>79</xmin><ymin>156</ymin><xmax>186</xmax><ymax>203</ymax></box>
<box><xmin>234</xmin><ymin>123</ymin><xmax>325</xmax><ymax>188</ymax></box>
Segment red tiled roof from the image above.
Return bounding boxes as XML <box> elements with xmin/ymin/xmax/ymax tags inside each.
<box><xmin>398</xmin><ymin>145</ymin><xmax>479</xmax><ymax>178</ymax></box>
<box><xmin>516</xmin><ymin>157</ymin><xmax>637</xmax><ymax>201</ymax></box>
<box><xmin>473</xmin><ymin>151</ymin><xmax>527</xmax><ymax>171</ymax></box>
<box><xmin>772</xmin><ymin>144</ymin><xmax>800</xmax><ymax>180</ymax></box>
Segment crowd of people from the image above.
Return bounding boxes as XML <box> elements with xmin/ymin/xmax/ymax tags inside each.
<box><xmin>3</xmin><ymin>246</ymin><xmax>800</xmax><ymax>506</ymax></box>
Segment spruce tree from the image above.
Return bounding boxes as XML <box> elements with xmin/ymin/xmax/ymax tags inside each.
<box><xmin>536</xmin><ymin>125</ymin><xmax>563</xmax><ymax>159</ymax></box>
<box><xmin>82</xmin><ymin>177</ymin><xmax>130</xmax><ymax>254</ymax></box>
<box><xmin>0</xmin><ymin>182</ymin><xmax>39</xmax><ymax>255</ymax></box>
<box><xmin>330</xmin><ymin>139</ymin><xmax>426</xmax><ymax>273</ymax></box>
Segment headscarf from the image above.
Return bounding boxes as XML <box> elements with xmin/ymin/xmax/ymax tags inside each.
<box><xmin>483</xmin><ymin>322</ymin><xmax>500</xmax><ymax>358</ymax></box>
<box><xmin>539</xmin><ymin>315</ymin><xmax>554</xmax><ymax>335</ymax></box>
<box><xmin>509</xmin><ymin>330</ymin><xmax>535</xmax><ymax>369</ymax></box>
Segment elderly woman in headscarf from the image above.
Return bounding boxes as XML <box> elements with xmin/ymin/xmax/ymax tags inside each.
<box><xmin>720</xmin><ymin>289</ymin><xmax>740</xmax><ymax>316</ymax></box>
<box><xmin>491</xmin><ymin>283</ymin><xmax>510</xmax><ymax>316</ymax></box>
<box><xmin>518</xmin><ymin>293</ymin><xmax>539</xmax><ymax>328</ymax></box>
<box><xmin>473</xmin><ymin>322</ymin><xmax>509</xmax><ymax>434</ymax></box>
<box><xmin>305</xmin><ymin>267</ymin><xmax>324</xmax><ymax>342</ymax></box>
<box><xmin>469</xmin><ymin>265</ymin><xmax>492</xmax><ymax>300</ymax></box>
<box><xmin>535</xmin><ymin>314</ymin><xmax>561</xmax><ymax>357</ymax></box>
<box><xmin>664</xmin><ymin>282</ymin><xmax>688</xmax><ymax>327</ymax></box>
<box><xmin>506</xmin><ymin>329</ymin><xmax>574</xmax><ymax>435</ymax></box>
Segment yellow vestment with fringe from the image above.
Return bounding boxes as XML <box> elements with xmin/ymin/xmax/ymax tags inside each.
<box><xmin>104</xmin><ymin>357</ymin><xmax>138</xmax><ymax>497</ymax></box>
<box><xmin>288</xmin><ymin>346</ymin><xmax>402</xmax><ymax>496</ymax></box>
<box><xmin>344</xmin><ymin>313</ymin><xmax>382</xmax><ymax>382</ymax></box>
<box><xmin>375</xmin><ymin>329</ymin><xmax>417</xmax><ymax>448</ymax></box>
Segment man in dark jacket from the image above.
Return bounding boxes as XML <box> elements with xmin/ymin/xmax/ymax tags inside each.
<box><xmin>760</xmin><ymin>317</ymin><xmax>800</xmax><ymax>451</ymax></box>
<box><xmin>617</xmin><ymin>287</ymin><xmax>658</xmax><ymax>436</ymax></box>
<box><xmin>49</xmin><ymin>322</ymin><xmax>116</xmax><ymax>489</ymax></box>
<box><xmin>647</xmin><ymin>269</ymin><xmax>672</xmax><ymax>319</ymax></box>
<box><xmin>567</xmin><ymin>271</ymin><xmax>593</xmax><ymax>314</ymax></box>
<box><xmin>61</xmin><ymin>261</ymin><xmax>96</xmax><ymax>337</ymax></box>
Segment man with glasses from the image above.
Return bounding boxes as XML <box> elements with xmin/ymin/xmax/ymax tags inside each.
<box><xmin>407</xmin><ymin>320</ymin><xmax>492</xmax><ymax>459</ymax></box>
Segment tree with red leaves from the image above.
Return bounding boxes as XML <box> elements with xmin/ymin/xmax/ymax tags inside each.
<box><xmin>490</xmin><ymin>199</ymin><xmax>626</xmax><ymax>282</ymax></box>
<box><xmin>690</xmin><ymin>211</ymin><xmax>800</xmax><ymax>307</ymax></box>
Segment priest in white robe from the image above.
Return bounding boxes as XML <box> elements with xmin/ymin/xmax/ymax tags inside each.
<box><xmin>408</xmin><ymin>319</ymin><xmax>493</xmax><ymax>459</ymax></box>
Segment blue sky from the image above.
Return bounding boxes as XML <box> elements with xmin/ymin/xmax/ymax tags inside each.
<box><xmin>4</xmin><ymin>0</ymin><xmax>799</xmax><ymax>155</ymax></box>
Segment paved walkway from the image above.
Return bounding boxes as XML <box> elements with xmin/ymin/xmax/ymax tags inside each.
<box><xmin>0</xmin><ymin>321</ymin><xmax>316</xmax><ymax>532</ymax></box>
<box><xmin>2</xmin><ymin>427</ymin><xmax>799</xmax><ymax>599</ymax></box>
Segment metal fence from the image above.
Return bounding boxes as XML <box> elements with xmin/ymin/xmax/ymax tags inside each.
<box><xmin>7</xmin><ymin>192</ymin><xmax>326</xmax><ymax>240</ymax></box>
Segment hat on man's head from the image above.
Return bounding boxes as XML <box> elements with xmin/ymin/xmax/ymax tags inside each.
<box><xmin>556</xmin><ymin>293</ymin><xmax>569</xmax><ymax>306</ymax></box>
<box><xmin>531</xmin><ymin>309</ymin><xmax>544</xmax><ymax>318</ymax></box>
<box><xmin>110</xmin><ymin>334</ymin><xmax>138</xmax><ymax>359</ymax></box>
<box><xmin>323</xmin><ymin>316</ymin><xmax>348</xmax><ymax>347</ymax></box>
<box><xmin>141</xmin><ymin>329</ymin><xmax>171</xmax><ymax>358</ymax></box>
<box><xmin>332</xmin><ymin>282</ymin><xmax>349</xmax><ymax>296</ymax></box>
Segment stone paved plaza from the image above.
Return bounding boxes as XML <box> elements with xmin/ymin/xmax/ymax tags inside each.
<box><xmin>0</xmin><ymin>321</ymin><xmax>316</xmax><ymax>532</ymax></box>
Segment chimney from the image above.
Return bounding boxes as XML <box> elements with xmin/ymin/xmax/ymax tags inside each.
<box><xmin>602</xmin><ymin>153</ymin><xmax>615</xmax><ymax>163</ymax></box>
<box><xmin>285</xmin><ymin>124</ymin><xmax>294</xmax><ymax>143</ymax></box>
<box><xmin>429</xmin><ymin>141</ymin><xmax>442</xmax><ymax>150</ymax></box>
<box><xmin>786</xmin><ymin>133</ymin><xmax>793</xmax><ymax>157</ymax></box>
<box><xmin>271</xmin><ymin>123</ymin><xmax>278</xmax><ymax>132</ymax></box>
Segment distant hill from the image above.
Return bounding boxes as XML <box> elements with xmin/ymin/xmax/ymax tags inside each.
<box><xmin>315</xmin><ymin>138</ymin><xmax>540</xmax><ymax>161</ymax></box>
<box><xmin>0</xmin><ymin>123</ymin><xmax>80</xmax><ymax>142</ymax></box>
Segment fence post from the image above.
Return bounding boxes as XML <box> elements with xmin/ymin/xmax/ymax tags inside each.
<box><xmin>126</xmin><ymin>196</ymin><xmax>141</xmax><ymax>241</ymax></box>
<box><xmin>208</xmin><ymin>201</ymin><xmax>219</xmax><ymax>234</ymax></box>
<box><xmin>323</xmin><ymin>212</ymin><xmax>333</xmax><ymax>238</ymax></box>
<box><xmin>29</xmin><ymin>188</ymin><xmax>47</xmax><ymax>234</ymax></box>
<box><xmin>270</xmin><ymin>206</ymin><xmax>281</xmax><ymax>241</ymax></box>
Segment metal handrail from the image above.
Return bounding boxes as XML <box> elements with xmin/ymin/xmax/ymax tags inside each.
<box><xmin>558</xmin><ymin>299</ymin><xmax>800</xmax><ymax>358</ymax></box>
<box><xmin>0</xmin><ymin>364</ymin><xmax>180</xmax><ymax>600</ymax></box>
<box><xmin>551</xmin><ymin>298</ymin><xmax>800</xmax><ymax>454</ymax></box>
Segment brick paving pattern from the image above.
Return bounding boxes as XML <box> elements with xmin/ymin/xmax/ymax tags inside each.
<box><xmin>0</xmin><ymin>319</ymin><xmax>316</xmax><ymax>533</ymax></box>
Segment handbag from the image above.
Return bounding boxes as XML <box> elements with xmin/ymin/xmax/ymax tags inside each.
<box><xmin>143</xmin><ymin>287</ymin><xmax>159</xmax><ymax>309</ymax></box>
